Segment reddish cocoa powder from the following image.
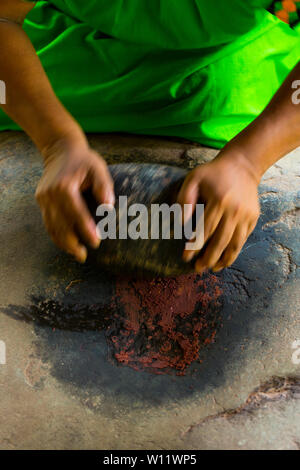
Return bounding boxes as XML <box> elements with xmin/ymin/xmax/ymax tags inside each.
<box><xmin>108</xmin><ymin>273</ymin><xmax>222</xmax><ymax>375</ymax></box>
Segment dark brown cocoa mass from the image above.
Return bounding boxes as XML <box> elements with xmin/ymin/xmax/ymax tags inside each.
<box><xmin>84</xmin><ymin>163</ymin><xmax>196</xmax><ymax>277</ymax></box>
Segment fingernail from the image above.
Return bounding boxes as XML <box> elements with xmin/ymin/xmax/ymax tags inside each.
<box><xmin>212</xmin><ymin>266</ymin><xmax>222</xmax><ymax>272</ymax></box>
<box><xmin>77</xmin><ymin>246</ymin><xmax>87</xmax><ymax>264</ymax></box>
<box><xmin>91</xmin><ymin>237</ymin><xmax>101</xmax><ymax>249</ymax></box>
<box><xmin>103</xmin><ymin>203</ymin><xmax>115</xmax><ymax>210</ymax></box>
<box><xmin>105</xmin><ymin>191</ymin><xmax>115</xmax><ymax>207</ymax></box>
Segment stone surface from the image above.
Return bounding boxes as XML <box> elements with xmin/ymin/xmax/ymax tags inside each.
<box><xmin>0</xmin><ymin>131</ymin><xmax>299</xmax><ymax>450</ymax></box>
<box><xmin>84</xmin><ymin>163</ymin><xmax>191</xmax><ymax>276</ymax></box>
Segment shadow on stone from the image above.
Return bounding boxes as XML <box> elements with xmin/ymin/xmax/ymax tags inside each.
<box><xmin>1</xmin><ymin>186</ymin><xmax>299</xmax><ymax>414</ymax></box>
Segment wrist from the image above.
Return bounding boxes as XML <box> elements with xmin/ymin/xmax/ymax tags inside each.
<box><xmin>215</xmin><ymin>145</ymin><xmax>263</xmax><ymax>185</ymax></box>
<box><xmin>39</xmin><ymin>126</ymin><xmax>88</xmax><ymax>163</ymax></box>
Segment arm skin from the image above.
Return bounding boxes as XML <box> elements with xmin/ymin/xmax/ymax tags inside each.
<box><xmin>0</xmin><ymin>0</ymin><xmax>115</xmax><ymax>263</ymax></box>
<box><xmin>178</xmin><ymin>61</ymin><xmax>300</xmax><ymax>272</ymax></box>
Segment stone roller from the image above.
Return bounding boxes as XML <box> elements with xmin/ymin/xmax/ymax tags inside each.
<box><xmin>84</xmin><ymin>163</ymin><xmax>198</xmax><ymax>277</ymax></box>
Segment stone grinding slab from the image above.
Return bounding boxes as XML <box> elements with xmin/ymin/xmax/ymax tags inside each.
<box><xmin>0</xmin><ymin>133</ymin><xmax>300</xmax><ymax>450</ymax></box>
<box><xmin>84</xmin><ymin>163</ymin><xmax>195</xmax><ymax>277</ymax></box>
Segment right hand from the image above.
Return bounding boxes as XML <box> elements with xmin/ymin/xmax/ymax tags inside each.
<box><xmin>35</xmin><ymin>138</ymin><xmax>115</xmax><ymax>263</ymax></box>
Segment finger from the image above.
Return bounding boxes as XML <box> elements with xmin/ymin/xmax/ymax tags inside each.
<box><xmin>212</xmin><ymin>223</ymin><xmax>248</xmax><ymax>271</ymax></box>
<box><xmin>42</xmin><ymin>205</ymin><xmax>87</xmax><ymax>263</ymax></box>
<box><xmin>177</xmin><ymin>174</ymin><xmax>200</xmax><ymax>224</ymax></box>
<box><xmin>59</xmin><ymin>187</ymin><xmax>100</xmax><ymax>249</ymax></box>
<box><xmin>177</xmin><ymin>173</ymin><xmax>203</xmax><ymax>262</ymax></box>
<box><xmin>183</xmin><ymin>200</ymin><xmax>223</xmax><ymax>262</ymax></box>
<box><xmin>203</xmin><ymin>200</ymin><xmax>224</xmax><ymax>245</ymax></box>
<box><xmin>195</xmin><ymin>213</ymin><xmax>238</xmax><ymax>272</ymax></box>
<box><xmin>213</xmin><ymin>216</ymin><xmax>259</xmax><ymax>272</ymax></box>
<box><xmin>91</xmin><ymin>158</ymin><xmax>115</xmax><ymax>206</ymax></box>
<box><xmin>247</xmin><ymin>218</ymin><xmax>258</xmax><ymax>237</ymax></box>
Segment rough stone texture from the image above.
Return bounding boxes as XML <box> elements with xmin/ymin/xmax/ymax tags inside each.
<box><xmin>0</xmin><ymin>131</ymin><xmax>299</xmax><ymax>450</ymax></box>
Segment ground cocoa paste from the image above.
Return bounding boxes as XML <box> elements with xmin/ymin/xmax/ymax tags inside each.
<box><xmin>4</xmin><ymin>272</ymin><xmax>223</xmax><ymax>376</ymax></box>
<box><xmin>107</xmin><ymin>272</ymin><xmax>222</xmax><ymax>375</ymax></box>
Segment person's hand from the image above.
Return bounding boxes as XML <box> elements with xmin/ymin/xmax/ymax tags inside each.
<box><xmin>177</xmin><ymin>151</ymin><xmax>261</xmax><ymax>272</ymax></box>
<box><xmin>35</xmin><ymin>139</ymin><xmax>115</xmax><ymax>263</ymax></box>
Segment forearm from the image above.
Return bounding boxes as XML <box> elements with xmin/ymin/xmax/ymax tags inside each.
<box><xmin>0</xmin><ymin>19</ymin><xmax>86</xmax><ymax>154</ymax></box>
<box><xmin>222</xmin><ymin>61</ymin><xmax>300</xmax><ymax>182</ymax></box>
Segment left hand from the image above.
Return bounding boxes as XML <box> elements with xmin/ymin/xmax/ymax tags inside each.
<box><xmin>177</xmin><ymin>150</ymin><xmax>261</xmax><ymax>272</ymax></box>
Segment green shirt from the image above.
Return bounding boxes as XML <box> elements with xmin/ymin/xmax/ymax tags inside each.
<box><xmin>0</xmin><ymin>0</ymin><xmax>299</xmax><ymax>148</ymax></box>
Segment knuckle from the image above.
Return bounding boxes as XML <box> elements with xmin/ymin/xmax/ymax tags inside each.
<box><xmin>56</xmin><ymin>179</ymin><xmax>69</xmax><ymax>193</ymax></box>
<box><xmin>229</xmin><ymin>243</ymin><xmax>239</xmax><ymax>253</ymax></box>
<box><xmin>211</xmin><ymin>187</ymin><xmax>225</xmax><ymax>203</ymax></box>
<box><xmin>231</xmin><ymin>203</ymin><xmax>242</xmax><ymax>216</ymax></box>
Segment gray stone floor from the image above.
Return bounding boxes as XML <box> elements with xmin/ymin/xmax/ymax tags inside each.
<box><xmin>0</xmin><ymin>131</ymin><xmax>299</xmax><ymax>450</ymax></box>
